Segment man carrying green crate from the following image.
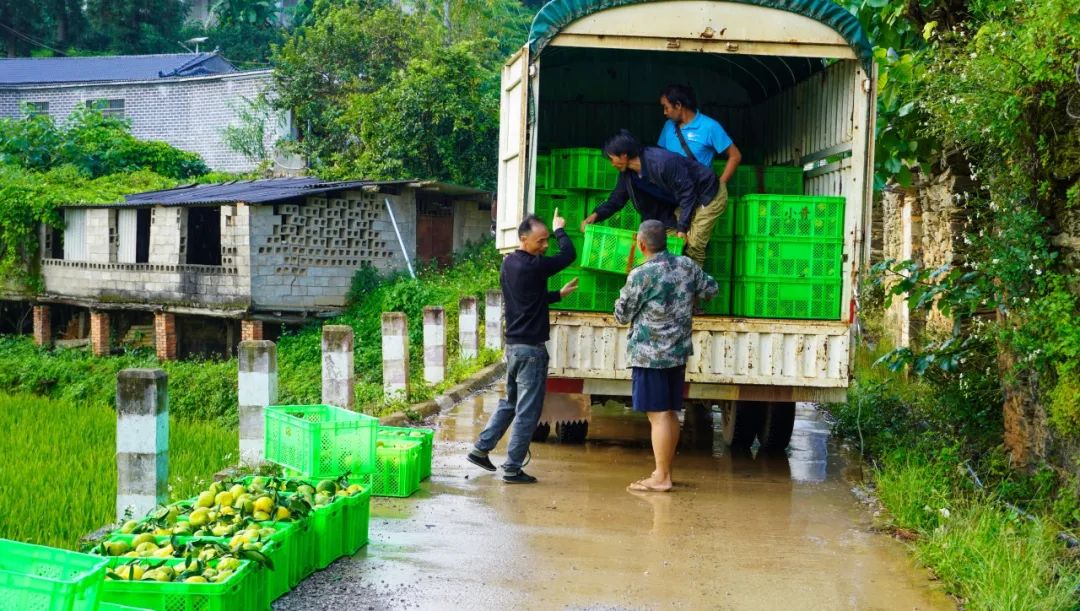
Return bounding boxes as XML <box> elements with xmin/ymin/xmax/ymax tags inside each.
<box><xmin>581</xmin><ymin>130</ymin><xmax>724</xmax><ymax>269</ymax></box>
<box><xmin>614</xmin><ymin>220</ymin><xmax>718</xmax><ymax>492</ymax></box>
<box><xmin>467</xmin><ymin>210</ymin><xmax>578</xmax><ymax>484</ymax></box>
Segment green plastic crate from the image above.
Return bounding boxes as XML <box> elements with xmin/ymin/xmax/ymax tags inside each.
<box><xmin>735</xmin><ymin>238</ymin><xmax>843</xmax><ymax>279</ymax></box>
<box><xmin>543</xmin><ymin>229</ymin><xmax>582</xmax><ymax>259</ymax></box>
<box><xmin>535</xmin><ymin>154</ymin><xmax>551</xmax><ymax>189</ymax></box>
<box><xmin>736</xmin><ymin>195</ymin><xmax>846</xmax><ymax>240</ymax></box>
<box><xmin>99</xmin><ymin>557</ymin><xmax>260</xmax><ymax>611</ymax></box>
<box><xmin>551</xmin><ymin>148</ymin><xmax>618</xmax><ymax>190</ymax></box>
<box><xmin>100</xmin><ymin>603</ymin><xmax>153</xmax><ymax>611</ymax></box>
<box><xmin>702</xmin><ymin>238</ymin><xmax>734</xmax><ymax>279</ymax></box>
<box><xmin>264</xmin><ymin>404</ymin><xmax>378</xmax><ymax>479</ymax></box>
<box><xmin>580</xmin><ymin>225</ymin><xmax>685</xmax><ymax>275</ymax></box>
<box><xmin>763</xmin><ymin>166</ymin><xmax>804</xmax><ymax>195</ymax></box>
<box><xmin>606</xmin><ymin>206</ymin><xmax>640</xmax><ymax>231</ymax></box>
<box><xmin>534</xmin><ymin>189</ymin><xmax>589</xmax><ymax>231</ymax></box>
<box><xmin>306</xmin><ymin>497</ymin><xmax>350</xmax><ymax>569</ymax></box>
<box><xmin>549</xmin><ymin>268</ymin><xmax>625</xmax><ymax>313</ymax></box>
<box><xmin>340</xmin><ymin>485</ymin><xmax>372</xmax><ymax>556</ymax></box>
<box><xmin>371</xmin><ymin>441</ymin><xmax>422</xmax><ymax>498</ymax></box>
<box><xmin>717</xmin><ymin>164</ymin><xmax>762</xmax><ymax>198</ymax></box>
<box><xmin>733</xmin><ymin>276</ymin><xmax>842</xmax><ymax>320</ymax></box>
<box><xmin>378</xmin><ymin>427</ymin><xmax>434</xmax><ymax>480</ymax></box>
<box><xmin>699</xmin><ymin>281</ymin><xmax>732</xmax><ymax>315</ymax></box>
<box><xmin>0</xmin><ymin>538</ymin><xmax>108</xmax><ymax>611</ymax></box>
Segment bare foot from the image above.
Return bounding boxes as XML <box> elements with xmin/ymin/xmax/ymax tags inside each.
<box><xmin>627</xmin><ymin>478</ymin><xmax>672</xmax><ymax>492</ymax></box>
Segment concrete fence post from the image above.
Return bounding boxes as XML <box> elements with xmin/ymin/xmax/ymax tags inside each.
<box><xmin>484</xmin><ymin>290</ymin><xmax>504</xmax><ymax>351</ymax></box>
<box><xmin>423</xmin><ymin>306</ymin><xmax>446</xmax><ymax>384</ymax></box>
<box><xmin>382</xmin><ymin>313</ymin><xmax>410</xmax><ymax>399</ymax></box>
<box><xmin>116</xmin><ymin>369</ymin><xmax>168</xmax><ymax>521</ymax></box>
<box><xmin>238</xmin><ymin>340</ymin><xmax>277</xmax><ymax>465</ymax></box>
<box><xmin>322</xmin><ymin>325</ymin><xmax>354</xmax><ymax>409</ymax></box>
<box><xmin>459</xmin><ymin>296</ymin><xmax>479</xmax><ymax>359</ymax></box>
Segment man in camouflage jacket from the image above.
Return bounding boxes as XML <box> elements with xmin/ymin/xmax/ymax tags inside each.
<box><xmin>615</xmin><ymin>219</ymin><xmax>718</xmax><ymax>492</ymax></box>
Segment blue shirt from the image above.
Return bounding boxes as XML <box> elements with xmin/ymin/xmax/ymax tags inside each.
<box><xmin>658</xmin><ymin>112</ymin><xmax>733</xmax><ymax>166</ymax></box>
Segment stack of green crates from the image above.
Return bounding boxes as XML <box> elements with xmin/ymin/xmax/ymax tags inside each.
<box><xmin>732</xmin><ymin>194</ymin><xmax>845</xmax><ymax>319</ymax></box>
<box><xmin>377</xmin><ymin>426</ymin><xmax>434</xmax><ymax>480</ymax></box>
<box><xmin>369</xmin><ymin>440</ymin><xmax>423</xmax><ymax>497</ymax></box>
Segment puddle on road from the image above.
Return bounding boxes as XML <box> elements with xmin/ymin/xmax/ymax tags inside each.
<box><xmin>276</xmin><ymin>391</ymin><xmax>954</xmax><ymax>611</ymax></box>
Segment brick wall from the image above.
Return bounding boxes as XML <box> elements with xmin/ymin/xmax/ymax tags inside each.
<box><xmin>32</xmin><ymin>305</ymin><xmax>51</xmax><ymax>346</ymax></box>
<box><xmin>89</xmin><ymin>310</ymin><xmax>110</xmax><ymax>356</ymax></box>
<box><xmin>0</xmin><ymin>71</ymin><xmax>281</xmax><ymax>172</ymax></box>
<box><xmin>154</xmin><ymin>312</ymin><xmax>177</xmax><ymax>360</ymax></box>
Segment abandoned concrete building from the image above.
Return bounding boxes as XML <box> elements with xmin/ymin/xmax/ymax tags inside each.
<box><xmin>15</xmin><ymin>177</ymin><xmax>491</xmax><ymax>358</ymax></box>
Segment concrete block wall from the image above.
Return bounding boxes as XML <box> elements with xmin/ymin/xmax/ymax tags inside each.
<box><xmin>249</xmin><ymin>190</ymin><xmax>417</xmax><ymax>309</ymax></box>
<box><xmin>452</xmin><ymin>200</ymin><xmax>493</xmax><ymax>251</ymax></box>
<box><xmin>0</xmin><ymin>71</ymin><xmax>279</xmax><ymax>172</ymax></box>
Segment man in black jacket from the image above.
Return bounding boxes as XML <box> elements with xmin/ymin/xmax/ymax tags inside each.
<box><xmin>581</xmin><ymin>129</ymin><xmax>723</xmax><ymax>268</ymax></box>
<box><xmin>467</xmin><ymin>211</ymin><xmax>578</xmax><ymax>484</ymax></box>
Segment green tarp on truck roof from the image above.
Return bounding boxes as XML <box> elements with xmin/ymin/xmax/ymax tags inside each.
<box><xmin>528</xmin><ymin>0</ymin><xmax>874</xmax><ymax>72</ymax></box>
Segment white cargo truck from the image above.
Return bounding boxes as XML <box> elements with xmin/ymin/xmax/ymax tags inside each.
<box><xmin>494</xmin><ymin>0</ymin><xmax>877</xmax><ymax>448</ymax></box>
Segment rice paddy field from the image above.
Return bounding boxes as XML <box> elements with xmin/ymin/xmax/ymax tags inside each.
<box><xmin>0</xmin><ymin>392</ymin><xmax>236</xmax><ymax>549</ymax></box>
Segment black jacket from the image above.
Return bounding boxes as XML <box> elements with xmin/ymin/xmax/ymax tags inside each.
<box><xmin>501</xmin><ymin>228</ymin><xmax>575</xmax><ymax>345</ymax></box>
<box><xmin>592</xmin><ymin>146</ymin><xmax>719</xmax><ymax>232</ymax></box>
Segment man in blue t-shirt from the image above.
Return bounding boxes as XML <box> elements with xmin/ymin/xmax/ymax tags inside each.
<box><xmin>658</xmin><ymin>84</ymin><xmax>742</xmax><ymax>266</ymax></box>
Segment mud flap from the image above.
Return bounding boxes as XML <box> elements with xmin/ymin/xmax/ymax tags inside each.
<box><xmin>538</xmin><ymin>392</ymin><xmax>591</xmax><ymax>444</ymax></box>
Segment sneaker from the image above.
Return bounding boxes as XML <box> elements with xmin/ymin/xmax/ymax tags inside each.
<box><xmin>503</xmin><ymin>470</ymin><xmax>538</xmax><ymax>484</ymax></box>
<box><xmin>466</xmin><ymin>452</ymin><xmax>497</xmax><ymax>472</ymax></box>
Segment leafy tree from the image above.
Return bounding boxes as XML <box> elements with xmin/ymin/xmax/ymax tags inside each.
<box><xmin>337</xmin><ymin>41</ymin><xmax>499</xmax><ymax>188</ymax></box>
<box><xmin>81</xmin><ymin>0</ymin><xmax>189</xmax><ymax>54</ymax></box>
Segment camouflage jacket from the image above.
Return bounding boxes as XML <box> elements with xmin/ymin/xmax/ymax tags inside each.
<box><xmin>613</xmin><ymin>251</ymin><xmax>719</xmax><ymax>369</ymax></box>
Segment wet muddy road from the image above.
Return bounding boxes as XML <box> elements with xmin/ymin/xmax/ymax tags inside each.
<box><xmin>277</xmin><ymin>392</ymin><xmax>953</xmax><ymax>610</ymax></box>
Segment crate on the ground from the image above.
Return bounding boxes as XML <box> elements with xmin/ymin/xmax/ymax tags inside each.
<box><xmin>763</xmin><ymin>166</ymin><xmax>804</xmax><ymax>195</ymax></box>
<box><xmin>307</xmin><ymin>497</ymin><xmax>348</xmax><ymax>569</ymax></box>
<box><xmin>733</xmin><ymin>276</ymin><xmax>842</xmax><ymax>320</ymax></box>
<box><xmin>340</xmin><ymin>484</ymin><xmax>372</xmax><ymax>556</ymax></box>
<box><xmin>378</xmin><ymin>426</ymin><xmax>434</xmax><ymax>480</ymax></box>
<box><xmin>535</xmin><ymin>154</ymin><xmax>551</xmax><ymax>189</ymax></box>
<box><xmin>551</xmin><ymin>148</ymin><xmax>618</xmax><ymax>190</ymax></box>
<box><xmin>264</xmin><ymin>404</ymin><xmax>378</xmax><ymax>479</ymax></box>
<box><xmin>371</xmin><ymin>440</ymin><xmax>423</xmax><ymax>498</ymax></box>
<box><xmin>99</xmin><ymin>557</ymin><xmax>261</xmax><ymax>611</ymax></box>
<box><xmin>100</xmin><ymin>603</ymin><xmax>153</xmax><ymax>611</ymax></box>
<box><xmin>580</xmin><ymin>225</ymin><xmax>685</xmax><ymax>275</ymax></box>
<box><xmin>735</xmin><ymin>238</ymin><xmax>843</xmax><ymax>279</ymax></box>
<box><xmin>0</xmin><ymin>538</ymin><xmax>108</xmax><ymax>611</ymax></box>
<box><xmin>736</xmin><ymin>194</ymin><xmax>846</xmax><ymax>241</ymax></box>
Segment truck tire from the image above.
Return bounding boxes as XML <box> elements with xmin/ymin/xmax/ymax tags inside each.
<box><xmin>532</xmin><ymin>422</ymin><xmax>551</xmax><ymax>442</ymax></box>
<box><xmin>721</xmin><ymin>401</ymin><xmax>765</xmax><ymax>448</ymax></box>
<box><xmin>555</xmin><ymin>420</ymin><xmax>589</xmax><ymax>444</ymax></box>
<box><xmin>757</xmin><ymin>402</ymin><xmax>796</xmax><ymax>451</ymax></box>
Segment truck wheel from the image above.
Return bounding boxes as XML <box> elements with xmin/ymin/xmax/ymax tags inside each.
<box><xmin>555</xmin><ymin>420</ymin><xmax>589</xmax><ymax>444</ymax></box>
<box><xmin>721</xmin><ymin>401</ymin><xmax>765</xmax><ymax>448</ymax></box>
<box><xmin>532</xmin><ymin>422</ymin><xmax>551</xmax><ymax>442</ymax></box>
<box><xmin>757</xmin><ymin>402</ymin><xmax>796</xmax><ymax>451</ymax></box>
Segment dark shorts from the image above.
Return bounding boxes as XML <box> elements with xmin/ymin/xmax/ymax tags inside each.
<box><xmin>631</xmin><ymin>366</ymin><xmax>686</xmax><ymax>413</ymax></box>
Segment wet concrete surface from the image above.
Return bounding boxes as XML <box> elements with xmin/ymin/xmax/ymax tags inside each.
<box><xmin>276</xmin><ymin>391</ymin><xmax>954</xmax><ymax>610</ymax></box>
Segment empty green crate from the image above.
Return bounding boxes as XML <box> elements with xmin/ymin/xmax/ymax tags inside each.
<box><xmin>736</xmin><ymin>195</ymin><xmax>846</xmax><ymax>240</ymax></box>
<box><xmin>736</xmin><ymin>238</ymin><xmax>843</xmax><ymax>279</ymax></box>
<box><xmin>551</xmin><ymin>148</ymin><xmax>618</xmax><ymax>190</ymax></box>
<box><xmin>371</xmin><ymin>441</ymin><xmax>422</xmax><ymax>498</ymax></box>
<box><xmin>99</xmin><ymin>558</ymin><xmax>261</xmax><ymax>611</ymax></box>
<box><xmin>733</xmin><ymin>276</ymin><xmax>842</xmax><ymax>320</ymax></box>
<box><xmin>535</xmin><ymin>154</ymin><xmax>551</xmax><ymax>189</ymax></box>
<box><xmin>0</xmin><ymin>538</ymin><xmax>108</xmax><ymax>611</ymax></box>
<box><xmin>378</xmin><ymin>427</ymin><xmax>434</xmax><ymax>480</ymax></box>
<box><xmin>100</xmin><ymin>603</ymin><xmax>153</xmax><ymax>611</ymax></box>
<box><xmin>763</xmin><ymin>166</ymin><xmax>804</xmax><ymax>195</ymax></box>
<box><xmin>544</xmin><ymin>229</ymin><xmax>582</xmax><ymax>259</ymax></box>
<box><xmin>607</xmin><ymin>207</ymin><xmax>640</xmax><ymax>231</ymax></box>
<box><xmin>718</xmin><ymin>164</ymin><xmax>762</xmax><ymax>198</ymax></box>
<box><xmin>264</xmin><ymin>404</ymin><xmax>378</xmax><ymax>479</ymax></box>
<box><xmin>703</xmin><ymin>238</ymin><xmax>734</xmax><ymax>279</ymax></box>
<box><xmin>580</xmin><ymin>225</ymin><xmax>685</xmax><ymax>275</ymax></box>
<box><xmin>700</xmin><ymin>281</ymin><xmax>733</xmax><ymax>315</ymax></box>
<box><xmin>534</xmin><ymin>189</ymin><xmax>589</xmax><ymax>230</ymax></box>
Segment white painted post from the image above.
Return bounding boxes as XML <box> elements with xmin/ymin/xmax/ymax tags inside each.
<box><xmin>238</xmin><ymin>340</ymin><xmax>277</xmax><ymax>465</ymax></box>
<box><xmin>484</xmin><ymin>290</ymin><xmax>504</xmax><ymax>351</ymax></box>
<box><xmin>423</xmin><ymin>306</ymin><xmax>446</xmax><ymax>384</ymax></box>
<box><xmin>382</xmin><ymin>312</ymin><xmax>410</xmax><ymax>399</ymax></box>
<box><xmin>322</xmin><ymin>325</ymin><xmax>354</xmax><ymax>409</ymax></box>
<box><xmin>459</xmin><ymin>296</ymin><xmax>479</xmax><ymax>359</ymax></box>
<box><xmin>116</xmin><ymin>369</ymin><xmax>168</xmax><ymax>521</ymax></box>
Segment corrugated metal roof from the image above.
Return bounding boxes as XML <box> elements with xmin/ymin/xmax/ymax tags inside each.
<box><xmin>121</xmin><ymin>177</ymin><xmax>371</xmax><ymax>206</ymax></box>
<box><xmin>0</xmin><ymin>53</ymin><xmax>237</xmax><ymax>85</ymax></box>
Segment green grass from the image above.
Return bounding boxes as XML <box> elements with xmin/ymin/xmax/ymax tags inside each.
<box><xmin>0</xmin><ymin>392</ymin><xmax>236</xmax><ymax>549</ymax></box>
<box><xmin>873</xmin><ymin>450</ymin><xmax>1080</xmax><ymax>610</ymax></box>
